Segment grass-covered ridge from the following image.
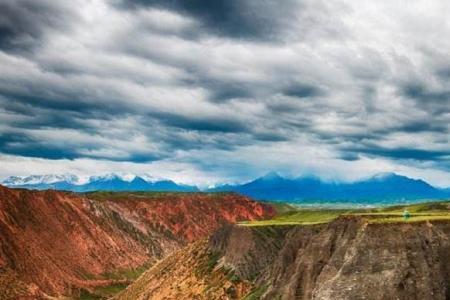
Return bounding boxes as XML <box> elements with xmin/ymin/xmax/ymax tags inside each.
<box><xmin>240</xmin><ymin>200</ymin><xmax>450</xmax><ymax>226</ymax></box>
<box><xmin>83</xmin><ymin>190</ymin><xmax>241</xmax><ymax>202</ymax></box>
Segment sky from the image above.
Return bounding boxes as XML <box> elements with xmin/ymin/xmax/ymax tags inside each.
<box><xmin>0</xmin><ymin>0</ymin><xmax>449</xmax><ymax>187</ymax></box>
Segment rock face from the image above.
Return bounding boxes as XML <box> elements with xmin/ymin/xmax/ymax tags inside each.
<box><xmin>260</xmin><ymin>217</ymin><xmax>450</xmax><ymax>300</ymax></box>
<box><xmin>122</xmin><ymin>216</ymin><xmax>450</xmax><ymax>300</ymax></box>
<box><xmin>0</xmin><ymin>185</ymin><xmax>274</xmax><ymax>298</ymax></box>
<box><xmin>115</xmin><ymin>239</ymin><xmax>254</xmax><ymax>300</ymax></box>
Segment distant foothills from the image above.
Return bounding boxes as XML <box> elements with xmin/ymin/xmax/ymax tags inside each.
<box><xmin>2</xmin><ymin>172</ymin><xmax>450</xmax><ymax>205</ymax></box>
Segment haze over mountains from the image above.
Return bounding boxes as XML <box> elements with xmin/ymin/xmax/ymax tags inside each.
<box><xmin>210</xmin><ymin>172</ymin><xmax>450</xmax><ymax>204</ymax></box>
<box><xmin>3</xmin><ymin>172</ymin><xmax>450</xmax><ymax>205</ymax></box>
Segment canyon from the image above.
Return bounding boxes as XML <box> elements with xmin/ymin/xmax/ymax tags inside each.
<box><xmin>3</xmin><ymin>183</ymin><xmax>450</xmax><ymax>300</ymax></box>
<box><xmin>0</xmin><ymin>185</ymin><xmax>274</xmax><ymax>299</ymax></box>
<box><xmin>119</xmin><ymin>215</ymin><xmax>450</xmax><ymax>300</ymax></box>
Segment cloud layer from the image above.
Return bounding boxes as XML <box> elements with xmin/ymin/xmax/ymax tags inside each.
<box><xmin>0</xmin><ymin>0</ymin><xmax>449</xmax><ymax>186</ymax></box>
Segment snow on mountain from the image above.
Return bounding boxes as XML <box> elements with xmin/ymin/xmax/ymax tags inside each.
<box><xmin>88</xmin><ymin>173</ymin><xmax>137</xmax><ymax>182</ymax></box>
<box><xmin>1</xmin><ymin>173</ymin><xmax>198</xmax><ymax>192</ymax></box>
<box><xmin>2</xmin><ymin>174</ymin><xmax>81</xmax><ymax>186</ymax></box>
<box><xmin>2</xmin><ymin>173</ymin><xmax>155</xmax><ymax>186</ymax></box>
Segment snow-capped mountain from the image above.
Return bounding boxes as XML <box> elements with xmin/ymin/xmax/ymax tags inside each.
<box><xmin>1</xmin><ymin>173</ymin><xmax>198</xmax><ymax>192</ymax></box>
<box><xmin>2</xmin><ymin>174</ymin><xmax>82</xmax><ymax>186</ymax></box>
<box><xmin>3</xmin><ymin>172</ymin><xmax>450</xmax><ymax>204</ymax></box>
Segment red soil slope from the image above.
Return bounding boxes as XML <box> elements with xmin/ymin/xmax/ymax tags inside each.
<box><xmin>98</xmin><ymin>192</ymin><xmax>273</xmax><ymax>242</ymax></box>
<box><xmin>0</xmin><ymin>185</ymin><xmax>274</xmax><ymax>298</ymax></box>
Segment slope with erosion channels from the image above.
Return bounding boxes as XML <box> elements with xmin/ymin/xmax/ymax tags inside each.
<box><xmin>119</xmin><ymin>201</ymin><xmax>450</xmax><ymax>300</ymax></box>
<box><xmin>0</xmin><ymin>185</ymin><xmax>274</xmax><ymax>299</ymax></box>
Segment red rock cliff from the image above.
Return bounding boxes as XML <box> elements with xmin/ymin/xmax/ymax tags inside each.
<box><xmin>0</xmin><ymin>185</ymin><xmax>274</xmax><ymax>298</ymax></box>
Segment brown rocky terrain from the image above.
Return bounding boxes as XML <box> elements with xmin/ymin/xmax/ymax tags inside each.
<box><xmin>115</xmin><ymin>239</ymin><xmax>253</xmax><ymax>300</ymax></box>
<box><xmin>0</xmin><ymin>185</ymin><xmax>274</xmax><ymax>299</ymax></box>
<box><xmin>120</xmin><ymin>216</ymin><xmax>450</xmax><ymax>300</ymax></box>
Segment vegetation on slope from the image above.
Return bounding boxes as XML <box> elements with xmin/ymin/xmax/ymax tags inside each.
<box><xmin>239</xmin><ymin>209</ymin><xmax>346</xmax><ymax>226</ymax></box>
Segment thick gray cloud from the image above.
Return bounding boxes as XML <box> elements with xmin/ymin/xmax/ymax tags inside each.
<box><xmin>118</xmin><ymin>0</ymin><xmax>302</xmax><ymax>40</ymax></box>
<box><xmin>0</xmin><ymin>0</ymin><xmax>76</xmax><ymax>51</ymax></box>
<box><xmin>0</xmin><ymin>0</ymin><xmax>449</xmax><ymax>186</ymax></box>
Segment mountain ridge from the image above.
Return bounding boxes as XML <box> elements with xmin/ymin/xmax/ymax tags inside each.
<box><xmin>3</xmin><ymin>172</ymin><xmax>450</xmax><ymax>204</ymax></box>
<box><xmin>209</xmin><ymin>172</ymin><xmax>450</xmax><ymax>204</ymax></box>
<box><xmin>0</xmin><ymin>185</ymin><xmax>274</xmax><ymax>298</ymax></box>
<box><xmin>1</xmin><ymin>173</ymin><xmax>199</xmax><ymax>192</ymax></box>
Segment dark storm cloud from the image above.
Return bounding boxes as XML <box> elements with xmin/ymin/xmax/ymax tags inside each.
<box><xmin>119</xmin><ymin>0</ymin><xmax>299</xmax><ymax>40</ymax></box>
<box><xmin>252</xmin><ymin>132</ymin><xmax>289</xmax><ymax>142</ymax></box>
<box><xmin>400</xmin><ymin>82</ymin><xmax>450</xmax><ymax>116</ymax></box>
<box><xmin>398</xmin><ymin>121</ymin><xmax>448</xmax><ymax>134</ymax></box>
<box><xmin>338</xmin><ymin>152</ymin><xmax>360</xmax><ymax>161</ymax></box>
<box><xmin>0</xmin><ymin>133</ymin><xmax>79</xmax><ymax>160</ymax></box>
<box><xmin>282</xmin><ymin>83</ymin><xmax>323</xmax><ymax>98</ymax></box>
<box><xmin>0</xmin><ymin>138</ymin><xmax>162</xmax><ymax>162</ymax></box>
<box><xmin>155</xmin><ymin>112</ymin><xmax>249</xmax><ymax>133</ymax></box>
<box><xmin>0</xmin><ymin>122</ymin><xmax>166</xmax><ymax>162</ymax></box>
<box><xmin>353</xmin><ymin>147</ymin><xmax>450</xmax><ymax>162</ymax></box>
<box><xmin>206</xmin><ymin>82</ymin><xmax>252</xmax><ymax>102</ymax></box>
<box><xmin>0</xmin><ymin>0</ymin><xmax>74</xmax><ymax>51</ymax></box>
<box><xmin>179</xmin><ymin>76</ymin><xmax>254</xmax><ymax>102</ymax></box>
<box><xmin>0</xmin><ymin>96</ymin><xmax>108</xmax><ymax>135</ymax></box>
<box><xmin>0</xmin><ymin>91</ymin><xmax>122</xmax><ymax>115</ymax></box>
<box><xmin>403</xmin><ymin>83</ymin><xmax>450</xmax><ymax>103</ymax></box>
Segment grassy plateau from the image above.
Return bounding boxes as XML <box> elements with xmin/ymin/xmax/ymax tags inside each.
<box><xmin>239</xmin><ymin>201</ymin><xmax>450</xmax><ymax>226</ymax></box>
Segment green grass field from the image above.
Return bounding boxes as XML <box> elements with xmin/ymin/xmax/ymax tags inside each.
<box><xmin>239</xmin><ymin>209</ymin><xmax>347</xmax><ymax>226</ymax></box>
<box><xmin>76</xmin><ymin>265</ymin><xmax>150</xmax><ymax>300</ymax></box>
<box><xmin>240</xmin><ymin>201</ymin><xmax>450</xmax><ymax>226</ymax></box>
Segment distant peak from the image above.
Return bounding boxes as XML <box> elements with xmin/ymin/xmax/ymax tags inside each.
<box><xmin>366</xmin><ymin>172</ymin><xmax>424</xmax><ymax>183</ymax></box>
<box><xmin>261</xmin><ymin>171</ymin><xmax>283</xmax><ymax>180</ymax></box>
<box><xmin>89</xmin><ymin>173</ymin><xmax>120</xmax><ymax>181</ymax></box>
<box><xmin>89</xmin><ymin>173</ymin><xmax>138</xmax><ymax>182</ymax></box>
<box><xmin>2</xmin><ymin>174</ymin><xmax>81</xmax><ymax>185</ymax></box>
<box><xmin>371</xmin><ymin>172</ymin><xmax>398</xmax><ymax>180</ymax></box>
<box><xmin>295</xmin><ymin>174</ymin><xmax>322</xmax><ymax>181</ymax></box>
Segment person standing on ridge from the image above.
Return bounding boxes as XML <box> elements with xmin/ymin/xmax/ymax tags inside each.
<box><xmin>403</xmin><ymin>209</ymin><xmax>410</xmax><ymax>221</ymax></box>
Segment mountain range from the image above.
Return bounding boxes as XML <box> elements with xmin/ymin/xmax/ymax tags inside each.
<box><xmin>209</xmin><ymin>172</ymin><xmax>450</xmax><ymax>205</ymax></box>
<box><xmin>1</xmin><ymin>173</ymin><xmax>198</xmax><ymax>192</ymax></box>
<box><xmin>2</xmin><ymin>172</ymin><xmax>450</xmax><ymax>204</ymax></box>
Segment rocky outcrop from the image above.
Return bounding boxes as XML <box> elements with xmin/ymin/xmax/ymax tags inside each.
<box><xmin>258</xmin><ymin>217</ymin><xmax>450</xmax><ymax>300</ymax></box>
<box><xmin>122</xmin><ymin>216</ymin><xmax>450</xmax><ymax>300</ymax></box>
<box><xmin>209</xmin><ymin>225</ymin><xmax>293</xmax><ymax>281</ymax></box>
<box><xmin>0</xmin><ymin>185</ymin><xmax>274</xmax><ymax>298</ymax></box>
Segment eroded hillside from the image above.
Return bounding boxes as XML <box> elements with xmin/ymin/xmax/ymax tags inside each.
<box><xmin>119</xmin><ymin>215</ymin><xmax>450</xmax><ymax>300</ymax></box>
<box><xmin>0</xmin><ymin>185</ymin><xmax>274</xmax><ymax>299</ymax></box>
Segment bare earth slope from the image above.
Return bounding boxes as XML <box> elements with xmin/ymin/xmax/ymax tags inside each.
<box><xmin>0</xmin><ymin>185</ymin><xmax>274</xmax><ymax>299</ymax></box>
<box><xmin>120</xmin><ymin>216</ymin><xmax>450</xmax><ymax>300</ymax></box>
